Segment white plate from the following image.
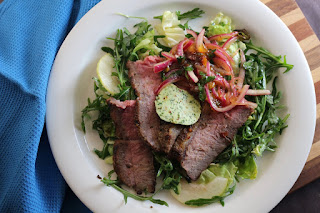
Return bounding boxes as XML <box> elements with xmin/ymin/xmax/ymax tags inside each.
<box><xmin>46</xmin><ymin>0</ymin><xmax>317</xmax><ymax>212</ymax></box>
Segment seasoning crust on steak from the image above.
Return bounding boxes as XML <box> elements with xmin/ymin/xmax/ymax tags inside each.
<box><xmin>108</xmin><ymin>98</ymin><xmax>156</xmax><ymax>194</ymax></box>
<box><xmin>171</xmin><ymin>103</ymin><xmax>253</xmax><ymax>180</ymax></box>
<box><xmin>127</xmin><ymin>56</ymin><xmax>164</xmax><ymax>151</ymax></box>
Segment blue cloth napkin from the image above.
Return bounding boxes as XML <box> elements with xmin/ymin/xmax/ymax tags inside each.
<box><xmin>0</xmin><ymin>0</ymin><xmax>100</xmax><ymax>212</ymax></box>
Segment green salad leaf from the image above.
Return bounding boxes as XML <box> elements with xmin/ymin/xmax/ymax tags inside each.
<box><xmin>235</xmin><ymin>155</ymin><xmax>257</xmax><ymax>179</ymax></box>
<box><xmin>184</xmin><ymin>184</ymin><xmax>236</xmax><ymax>207</ymax></box>
<box><xmin>215</xmin><ymin>41</ymin><xmax>291</xmax><ymax>185</ymax></box>
<box><xmin>207</xmin><ymin>12</ymin><xmax>233</xmax><ymax>36</ymax></box>
<box><xmin>101</xmin><ymin>170</ymin><xmax>168</xmax><ymax>206</ymax></box>
<box><xmin>154</xmin><ymin>11</ymin><xmax>185</xmax><ymax>47</ymax></box>
<box><xmin>154</xmin><ymin>8</ymin><xmax>205</xmax><ymax>21</ymax></box>
<box><xmin>81</xmin><ymin>78</ymin><xmax>115</xmax><ymax>160</ymax></box>
<box><xmin>133</xmin><ymin>29</ymin><xmax>162</xmax><ymax>58</ymax></box>
<box><xmin>154</xmin><ymin>153</ymin><xmax>182</xmax><ymax>195</ymax></box>
<box><xmin>181</xmin><ymin>162</ymin><xmax>237</xmax><ymax>206</ymax></box>
<box><xmin>245</xmin><ymin>41</ymin><xmax>294</xmax><ymax>81</ymax></box>
<box><xmin>102</xmin><ymin>20</ymin><xmax>164</xmax><ymax>100</ymax></box>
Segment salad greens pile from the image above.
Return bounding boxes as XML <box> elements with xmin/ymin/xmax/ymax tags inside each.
<box><xmin>81</xmin><ymin>8</ymin><xmax>292</xmax><ymax>207</ymax></box>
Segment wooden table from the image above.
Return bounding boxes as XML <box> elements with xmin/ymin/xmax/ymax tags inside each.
<box><xmin>261</xmin><ymin>0</ymin><xmax>320</xmax><ymax>192</ymax></box>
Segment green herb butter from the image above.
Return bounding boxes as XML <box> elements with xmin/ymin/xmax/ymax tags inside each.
<box><xmin>155</xmin><ymin>84</ymin><xmax>201</xmax><ymax>125</ymax></box>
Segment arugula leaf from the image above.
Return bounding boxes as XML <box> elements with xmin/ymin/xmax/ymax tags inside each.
<box><xmin>81</xmin><ymin>79</ymin><xmax>116</xmax><ymax>160</ymax></box>
<box><xmin>176</xmin><ymin>8</ymin><xmax>205</xmax><ymax>20</ymax></box>
<box><xmin>154</xmin><ymin>8</ymin><xmax>205</xmax><ymax>21</ymax></box>
<box><xmin>101</xmin><ymin>46</ymin><xmax>114</xmax><ymax>56</ymax></box>
<box><xmin>184</xmin><ymin>184</ymin><xmax>236</xmax><ymax>206</ymax></box>
<box><xmin>245</xmin><ymin>41</ymin><xmax>294</xmax><ymax>78</ymax></box>
<box><xmin>154</xmin><ymin>153</ymin><xmax>182</xmax><ymax>194</ymax></box>
<box><xmin>101</xmin><ymin>171</ymin><xmax>169</xmax><ymax>207</ymax></box>
<box><xmin>178</xmin><ymin>21</ymin><xmax>191</xmax><ymax>30</ymax></box>
<box><xmin>215</xmin><ymin>41</ymin><xmax>292</xmax><ymax>180</ymax></box>
<box><xmin>98</xmin><ymin>153</ymin><xmax>182</xmax><ymax>207</ymax></box>
<box><xmin>103</xmin><ymin>20</ymin><xmax>161</xmax><ymax>101</ymax></box>
<box><xmin>94</xmin><ymin>143</ymin><xmax>110</xmax><ymax>159</ymax></box>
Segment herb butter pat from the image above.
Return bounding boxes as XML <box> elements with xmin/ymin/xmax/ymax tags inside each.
<box><xmin>155</xmin><ymin>84</ymin><xmax>201</xmax><ymax>125</ymax></box>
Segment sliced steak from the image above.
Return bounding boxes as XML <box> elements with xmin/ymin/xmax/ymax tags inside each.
<box><xmin>171</xmin><ymin>103</ymin><xmax>252</xmax><ymax>180</ymax></box>
<box><xmin>108</xmin><ymin>98</ymin><xmax>140</xmax><ymax>140</ymax></box>
<box><xmin>158</xmin><ymin>121</ymin><xmax>183</xmax><ymax>154</ymax></box>
<box><xmin>108</xmin><ymin>98</ymin><xmax>156</xmax><ymax>194</ymax></box>
<box><xmin>127</xmin><ymin>56</ymin><xmax>164</xmax><ymax>151</ymax></box>
<box><xmin>113</xmin><ymin>139</ymin><xmax>156</xmax><ymax>194</ymax></box>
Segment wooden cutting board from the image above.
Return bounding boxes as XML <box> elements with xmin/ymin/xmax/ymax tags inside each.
<box><xmin>260</xmin><ymin>0</ymin><xmax>320</xmax><ymax>192</ymax></box>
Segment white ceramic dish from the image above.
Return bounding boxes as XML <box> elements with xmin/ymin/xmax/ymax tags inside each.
<box><xmin>46</xmin><ymin>0</ymin><xmax>316</xmax><ymax>212</ymax></box>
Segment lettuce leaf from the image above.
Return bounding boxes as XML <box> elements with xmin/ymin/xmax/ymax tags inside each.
<box><xmin>155</xmin><ymin>11</ymin><xmax>185</xmax><ymax>47</ymax></box>
<box><xmin>208</xmin><ymin>162</ymin><xmax>237</xmax><ymax>186</ymax></box>
<box><xmin>207</xmin><ymin>12</ymin><xmax>233</xmax><ymax>37</ymax></box>
<box><xmin>133</xmin><ymin>29</ymin><xmax>162</xmax><ymax>59</ymax></box>
<box><xmin>235</xmin><ymin>155</ymin><xmax>258</xmax><ymax>179</ymax></box>
<box><xmin>226</xmin><ymin>41</ymin><xmax>246</xmax><ymax>73</ymax></box>
<box><xmin>175</xmin><ymin>162</ymin><xmax>237</xmax><ymax>206</ymax></box>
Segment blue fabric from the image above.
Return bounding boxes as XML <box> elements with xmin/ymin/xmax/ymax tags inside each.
<box><xmin>0</xmin><ymin>0</ymin><xmax>100</xmax><ymax>212</ymax></box>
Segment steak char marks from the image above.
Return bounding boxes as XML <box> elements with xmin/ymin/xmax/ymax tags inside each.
<box><xmin>113</xmin><ymin>139</ymin><xmax>155</xmax><ymax>194</ymax></box>
<box><xmin>108</xmin><ymin>98</ymin><xmax>156</xmax><ymax>194</ymax></box>
<box><xmin>109</xmin><ymin>98</ymin><xmax>140</xmax><ymax>140</ymax></box>
<box><xmin>127</xmin><ymin>56</ymin><xmax>164</xmax><ymax>151</ymax></box>
<box><xmin>158</xmin><ymin>121</ymin><xmax>183</xmax><ymax>154</ymax></box>
<box><xmin>171</xmin><ymin>103</ymin><xmax>252</xmax><ymax>180</ymax></box>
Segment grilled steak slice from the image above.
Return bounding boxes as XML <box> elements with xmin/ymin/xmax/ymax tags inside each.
<box><xmin>108</xmin><ymin>98</ymin><xmax>140</xmax><ymax>140</ymax></box>
<box><xmin>108</xmin><ymin>98</ymin><xmax>156</xmax><ymax>194</ymax></box>
<box><xmin>127</xmin><ymin>56</ymin><xmax>164</xmax><ymax>151</ymax></box>
<box><xmin>113</xmin><ymin>139</ymin><xmax>156</xmax><ymax>194</ymax></box>
<box><xmin>158</xmin><ymin>121</ymin><xmax>183</xmax><ymax>154</ymax></box>
<box><xmin>171</xmin><ymin>103</ymin><xmax>252</xmax><ymax>180</ymax></box>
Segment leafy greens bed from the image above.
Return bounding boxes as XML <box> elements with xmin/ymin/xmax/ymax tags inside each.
<box><xmin>81</xmin><ymin>8</ymin><xmax>292</xmax><ymax>207</ymax></box>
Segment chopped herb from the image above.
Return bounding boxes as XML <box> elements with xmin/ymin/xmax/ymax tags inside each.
<box><xmin>177</xmin><ymin>56</ymin><xmax>185</xmax><ymax>63</ymax></box>
<box><xmin>197</xmin><ymin>72</ymin><xmax>216</xmax><ymax>101</ymax></box>
<box><xmin>198</xmin><ymin>82</ymin><xmax>206</xmax><ymax>101</ymax></box>
<box><xmin>224</xmin><ymin>75</ymin><xmax>231</xmax><ymax>81</ymax></box>
<box><xmin>208</xmin><ymin>49</ymin><xmax>216</xmax><ymax>59</ymax></box>
<box><xmin>184</xmin><ymin>65</ymin><xmax>194</xmax><ymax>71</ymax></box>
